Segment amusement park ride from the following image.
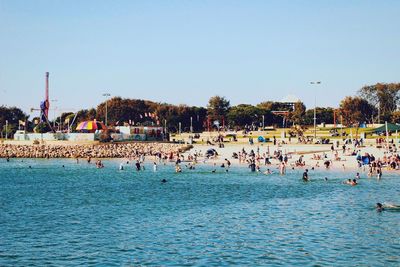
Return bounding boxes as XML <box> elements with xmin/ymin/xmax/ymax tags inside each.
<box><xmin>30</xmin><ymin>72</ymin><xmax>79</xmax><ymax>133</ymax></box>
<box><xmin>41</xmin><ymin>72</ymin><xmax>50</xmax><ymax>123</ymax></box>
<box><xmin>30</xmin><ymin>72</ymin><xmax>55</xmax><ymax>132</ymax></box>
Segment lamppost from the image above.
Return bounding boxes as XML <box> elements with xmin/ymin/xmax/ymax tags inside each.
<box><xmin>5</xmin><ymin>120</ymin><xmax>8</xmax><ymax>140</ymax></box>
<box><xmin>164</xmin><ymin>119</ymin><xmax>167</xmax><ymax>141</ymax></box>
<box><xmin>262</xmin><ymin>115</ymin><xmax>265</xmax><ymax>130</ymax></box>
<box><xmin>102</xmin><ymin>93</ymin><xmax>111</xmax><ymax>126</ymax></box>
<box><xmin>310</xmin><ymin>81</ymin><xmax>321</xmax><ymax>140</ymax></box>
<box><xmin>190</xmin><ymin>116</ymin><xmax>193</xmax><ymax>133</ymax></box>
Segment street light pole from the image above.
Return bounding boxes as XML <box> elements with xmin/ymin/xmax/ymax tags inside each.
<box><xmin>102</xmin><ymin>93</ymin><xmax>111</xmax><ymax>126</ymax></box>
<box><xmin>164</xmin><ymin>119</ymin><xmax>167</xmax><ymax>141</ymax></box>
<box><xmin>378</xmin><ymin>106</ymin><xmax>381</xmax><ymax>124</ymax></box>
<box><xmin>5</xmin><ymin>120</ymin><xmax>8</xmax><ymax>140</ymax></box>
<box><xmin>310</xmin><ymin>81</ymin><xmax>321</xmax><ymax>140</ymax></box>
<box><xmin>262</xmin><ymin>115</ymin><xmax>265</xmax><ymax>130</ymax></box>
<box><xmin>190</xmin><ymin>116</ymin><xmax>193</xmax><ymax>133</ymax></box>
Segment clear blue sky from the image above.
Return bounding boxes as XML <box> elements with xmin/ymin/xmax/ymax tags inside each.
<box><xmin>1</xmin><ymin>0</ymin><xmax>399</xmax><ymax>118</ymax></box>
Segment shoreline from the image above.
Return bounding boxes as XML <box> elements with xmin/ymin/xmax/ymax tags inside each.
<box><xmin>1</xmin><ymin>141</ymin><xmax>398</xmax><ymax>174</ymax></box>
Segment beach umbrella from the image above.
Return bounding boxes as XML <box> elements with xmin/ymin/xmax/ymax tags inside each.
<box><xmin>76</xmin><ymin>120</ymin><xmax>107</xmax><ymax>131</ymax></box>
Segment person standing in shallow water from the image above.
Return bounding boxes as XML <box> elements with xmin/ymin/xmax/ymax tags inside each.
<box><xmin>302</xmin><ymin>169</ymin><xmax>309</xmax><ymax>181</ymax></box>
<box><xmin>279</xmin><ymin>162</ymin><xmax>286</xmax><ymax>175</ymax></box>
<box><xmin>153</xmin><ymin>162</ymin><xmax>158</xmax><ymax>172</ymax></box>
<box><xmin>135</xmin><ymin>160</ymin><xmax>141</xmax><ymax>171</ymax></box>
<box><xmin>249</xmin><ymin>160</ymin><xmax>256</xmax><ymax>172</ymax></box>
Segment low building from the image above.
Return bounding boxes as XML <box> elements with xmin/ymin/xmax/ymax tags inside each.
<box><xmin>114</xmin><ymin>126</ymin><xmax>164</xmax><ymax>141</ymax></box>
<box><xmin>13</xmin><ymin>126</ymin><xmax>165</xmax><ymax>142</ymax></box>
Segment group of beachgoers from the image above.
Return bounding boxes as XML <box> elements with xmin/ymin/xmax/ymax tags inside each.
<box><xmin>0</xmin><ymin>143</ymin><xmax>189</xmax><ymax>159</ymax></box>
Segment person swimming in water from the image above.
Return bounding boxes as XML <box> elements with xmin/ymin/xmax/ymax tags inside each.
<box><xmin>264</xmin><ymin>169</ymin><xmax>272</xmax><ymax>175</ymax></box>
<box><xmin>344</xmin><ymin>179</ymin><xmax>352</xmax><ymax>185</ymax></box>
<box><xmin>175</xmin><ymin>164</ymin><xmax>182</xmax><ymax>173</ymax></box>
<box><xmin>376</xmin><ymin>203</ymin><xmax>384</xmax><ymax>212</ymax></box>
<box><xmin>351</xmin><ymin>179</ymin><xmax>358</xmax><ymax>186</ymax></box>
<box><xmin>376</xmin><ymin>202</ymin><xmax>400</xmax><ymax>212</ymax></box>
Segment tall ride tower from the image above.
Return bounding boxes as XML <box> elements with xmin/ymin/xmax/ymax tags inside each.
<box><xmin>40</xmin><ymin>72</ymin><xmax>50</xmax><ymax>122</ymax></box>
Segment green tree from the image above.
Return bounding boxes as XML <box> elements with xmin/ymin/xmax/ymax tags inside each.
<box><xmin>227</xmin><ymin>104</ymin><xmax>261</xmax><ymax>128</ymax></box>
<box><xmin>290</xmin><ymin>101</ymin><xmax>306</xmax><ymax>125</ymax></box>
<box><xmin>96</xmin><ymin>97</ymin><xmax>151</xmax><ymax>125</ymax></box>
<box><xmin>359</xmin><ymin>83</ymin><xmax>400</xmax><ymax>122</ymax></box>
<box><xmin>303</xmin><ymin>107</ymin><xmax>335</xmax><ymax>125</ymax></box>
<box><xmin>339</xmin><ymin>96</ymin><xmax>376</xmax><ymax>127</ymax></box>
<box><xmin>0</xmin><ymin>106</ymin><xmax>29</xmax><ymax>137</ymax></box>
<box><xmin>207</xmin><ymin>96</ymin><xmax>230</xmax><ymax>121</ymax></box>
<box><xmin>257</xmin><ymin>101</ymin><xmax>293</xmax><ymax>126</ymax></box>
<box><xmin>390</xmin><ymin>111</ymin><xmax>400</xmax><ymax>123</ymax></box>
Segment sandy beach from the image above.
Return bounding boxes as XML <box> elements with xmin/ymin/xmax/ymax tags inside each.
<box><xmin>184</xmin><ymin>142</ymin><xmax>396</xmax><ymax>172</ymax></box>
<box><xmin>1</xmin><ymin>140</ymin><xmax>399</xmax><ymax>176</ymax></box>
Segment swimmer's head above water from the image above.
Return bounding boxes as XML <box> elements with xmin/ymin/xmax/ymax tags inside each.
<box><xmin>376</xmin><ymin>202</ymin><xmax>384</xmax><ymax>211</ymax></box>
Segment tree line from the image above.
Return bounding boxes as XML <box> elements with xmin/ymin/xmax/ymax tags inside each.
<box><xmin>1</xmin><ymin>82</ymin><xmax>400</xmax><ymax>136</ymax></box>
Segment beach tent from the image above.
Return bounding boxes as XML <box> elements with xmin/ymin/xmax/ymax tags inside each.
<box><xmin>258</xmin><ymin>136</ymin><xmax>265</xmax><ymax>142</ymax></box>
<box><xmin>372</xmin><ymin>123</ymin><xmax>400</xmax><ymax>133</ymax></box>
<box><xmin>76</xmin><ymin>120</ymin><xmax>107</xmax><ymax>132</ymax></box>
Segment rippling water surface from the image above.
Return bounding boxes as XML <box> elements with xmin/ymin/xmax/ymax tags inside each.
<box><xmin>1</xmin><ymin>159</ymin><xmax>400</xmax><ymax>266</ymax></box>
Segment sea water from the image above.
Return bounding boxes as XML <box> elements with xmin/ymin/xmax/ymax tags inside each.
<box><xmin>1</xmin><ymin>159</ymin><xmax>400</xmax><ymax>266</ymax></box>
